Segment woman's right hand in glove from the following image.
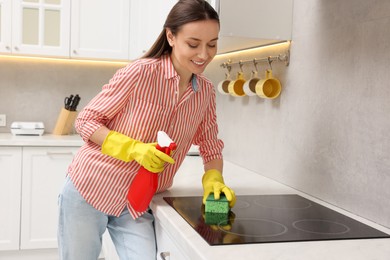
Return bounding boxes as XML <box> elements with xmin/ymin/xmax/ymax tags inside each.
<box><xmin>101</xmin><ymin>131</ymin><xmax>175</xmax><ymax>173</ymax></box>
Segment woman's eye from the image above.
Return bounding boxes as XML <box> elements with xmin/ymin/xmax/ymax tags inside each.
<box><xmin>188</xmin><ymin>44</ymin><xmax>198</xmax><ymax>48</ymax></box>
<box><xmin>208</xmin><ymin>44</ymin><xmax>216</xmax><ymax>48</ymax></box>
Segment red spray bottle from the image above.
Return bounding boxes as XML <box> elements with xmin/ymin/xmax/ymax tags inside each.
<box><xmin>127</xmin><ymin>131</ymin><xmax>176</xmax><ymax>212</ymax></box>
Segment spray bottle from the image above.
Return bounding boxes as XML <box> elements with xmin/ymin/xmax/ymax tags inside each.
<box><xmin>127</xmin><ymin>131</ymin><xmax>176</xmax><ymax>212</ymax></box>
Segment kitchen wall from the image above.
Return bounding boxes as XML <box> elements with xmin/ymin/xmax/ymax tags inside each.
<box><xmin>204</xmin><ymin>0</ymin><xmax>390</xmax><ymax>228</ymax></box>
<box><xmin>0</xmin><ymin>0</ymin><xmax>389</xmax><ymax>229</ymax></box>
<box><xmin>0</xmin><ymin>56</ymin><xmax>124</xmax><ymax>133</ymax></box>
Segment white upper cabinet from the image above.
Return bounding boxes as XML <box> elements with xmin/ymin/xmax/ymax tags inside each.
<box><xmin>208</xmin><ymin>0</ymin><xmax>293</xmax><ymax>53</ymax></box>
<box><xmin>71</xmin><ymin>0</ymin><xmax>130</xmax><ymax>60</ymax></box>
<box><xmin>128</xmin><ymin>0</ymin><xmax>177</xmax><ymax>60</ymax></box>
<box><xmin>0</xmin><ymin>0</ymin><xmax>12</xmax><ymax>53</ymax></box>
<box><xmin>1</xmin><ymin>0</ymin><xmax>182</xmax><ymax>61</ymax></box>
<box><xmin>11</xmin><ymin>0</ymin><xmax>70</xmax><ymax>57</ymax></box>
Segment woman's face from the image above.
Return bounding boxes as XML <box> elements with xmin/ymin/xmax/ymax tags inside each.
<box><xmin>167</xmin><ymin>19</ymin><xmax>219</xmax><ymax>80</ymax></box>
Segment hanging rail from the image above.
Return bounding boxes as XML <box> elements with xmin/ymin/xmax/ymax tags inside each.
<box><xmin>220</xmin><ymin>50</ymin><xmax>290</xmax><ymax>69</ymax></box>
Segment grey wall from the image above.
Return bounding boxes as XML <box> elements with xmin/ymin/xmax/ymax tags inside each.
<box><xmin>0</xmin><ymin>57</ymin><xmax>124</xmax><ymax>133</ymax></box>
<box><xmin>1</xmin><ymin>0</ymin><xmax>389</xmax><ymax>228</ymax></box>
<box><xmin>204</xmin><ymin>0</ymin><xmax>390</xmax><ymax>228</ymax></box>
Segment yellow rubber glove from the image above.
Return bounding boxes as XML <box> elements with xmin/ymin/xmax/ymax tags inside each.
<box><xmin>202</xmin><ymin>169</ymin><xmax>236</xmax><ymax>208</ymax></box>
<box><xmin>101</xmin><ymin>131</ymin><xmax>175</xmax><ymax>173</ymax></box>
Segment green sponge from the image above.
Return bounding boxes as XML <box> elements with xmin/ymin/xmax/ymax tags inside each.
<box><xmin>205</xmin><ymin>194</ymin><xmax>230</xmax><ymax>214</ymax></box>
<box><xmin>204</xmin><ymin>212</ymin><xmax>229</xmax><ymax>225</ymax></box>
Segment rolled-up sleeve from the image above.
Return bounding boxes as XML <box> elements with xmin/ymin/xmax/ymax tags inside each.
<box><xmin>75</xmin><ymin>63</ymin><xmax>140</xmax><ymax>142</ymax></box>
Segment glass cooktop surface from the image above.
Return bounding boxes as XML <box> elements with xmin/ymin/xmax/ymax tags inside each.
<box><xmin>163</xmin><ymin>194</ymin><xmax>390</xmax><ymax>246</ymax></box>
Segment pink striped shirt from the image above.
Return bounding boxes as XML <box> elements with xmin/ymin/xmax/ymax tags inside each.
<box><xmin>68</xmin><ymin>54</ymin><xmax>224</xmax><ymax>219</ymax></box>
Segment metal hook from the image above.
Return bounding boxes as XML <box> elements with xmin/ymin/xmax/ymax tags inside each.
<box><xmin>252</xmin><ymin>59</ymin><xmax>259</xmax><ymax>72</ymax></box>
<box><xmin>267</xmin><ymin>56</ymin><xmax>273</xmax><ymax>70</ymax></box>
<box><xmin>221</xmin><ymin>60</ymin><xmax>232</xmax><ymax>79</ymax></box>
<box><xmin>238</xmin><ymin>60</ymin><xmax>244</xmax><ymax>73</ymax></box>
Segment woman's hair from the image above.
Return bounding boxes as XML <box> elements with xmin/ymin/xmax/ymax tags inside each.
<box><xmin>142</xmin><ymin>0</ymin><xmax>219</xmax><ymax>59</ymax></box>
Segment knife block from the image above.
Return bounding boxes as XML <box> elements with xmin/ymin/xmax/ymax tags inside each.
<box><xmin>52</xmin><ymin>108</ymin><xmax>78</xmax><ymax>135</ymax></box>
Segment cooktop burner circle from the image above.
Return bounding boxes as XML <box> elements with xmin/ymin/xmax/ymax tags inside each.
<box><xmin>254</xmin><ymin>195</ymin><xmax>312</xmax><ymax>210</ymax></box>
<box><xmin>220</xmin><ymin>218</ymin><xmax>288</xmax><ymax>238</ymax></box>
<box><xmin>233</xmin><ymin>199</ymin><xmax>251</xmax><ymax>209</ymax></box>
<box><xmin>292</xmin><ymin>219</ymin><xmax>351</xmax><ymax>235</ymax></box>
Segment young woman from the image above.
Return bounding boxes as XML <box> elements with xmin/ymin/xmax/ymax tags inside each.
<box><xmin>58</xmin><ymin>0</ymin><xmax>236</xmax><ymax>259</ymax></box>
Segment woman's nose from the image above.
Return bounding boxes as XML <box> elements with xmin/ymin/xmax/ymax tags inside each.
<box><xmin>198</xmin><ymin>46</ymin><xmax>209</xmax><ymax>60</ymax></box>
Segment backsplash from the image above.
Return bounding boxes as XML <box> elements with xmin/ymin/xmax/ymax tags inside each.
<box><xmin>0</xmin><ymin>57</ymin><xmax>124</xmax><ymax>133</ymax></box>
<box><xmin>204</xmin><ymin>0</ymin><xmax>390</xmax><ymax>228</ymax></box>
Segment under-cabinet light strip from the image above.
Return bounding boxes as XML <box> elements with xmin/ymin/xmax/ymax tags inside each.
<box><xmin>218</xmin><ymin>41</ymin><xmax>291</xmax><ymax>68</ymax></box>
<box><xmin>0</xmin><ymin>54</ymin><xmax>128</xmax><ymax>66</ymax></box>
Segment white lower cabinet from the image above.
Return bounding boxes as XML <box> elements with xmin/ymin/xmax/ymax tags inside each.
<box><xmin>0</xmin><ymin>147</ymin><xmax>22</xmax><ymax>251</ymax></box>
<box><xmin>0</xmin><ymin>146</ymin><xmax>78</xmax><ymax>252</ymax></box>
<box><xmin>155</xmin><ymin>219</ymin><xmax>189</xmax><ymax>260</ymax></box>
<box><xmin>20</xmin><ymin>147</ymin><xmax>78</xmax><ymax>249</ymax></box>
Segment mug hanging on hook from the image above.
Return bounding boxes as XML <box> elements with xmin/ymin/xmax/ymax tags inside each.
<box><xmin>243</xmin><ymin>59</ymin><xmax>261</xmax><ymax>96</ymax></box>
<box><xmin>228</xmin><ymin>61</ymin><xmax>246</xmax><ymax>97</ymax></box>
<box><xmin>217</xmin><ymin>62</ymin><xmax>232</xmax><ymax>95</ymax></box>
<box><xmin>255</xmin><ymin>57</ymin><xmax>282</xmax><ymax>99</ymax></box>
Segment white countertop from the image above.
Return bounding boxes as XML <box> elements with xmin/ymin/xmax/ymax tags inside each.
<box><xmin>0</xmin><ymin>133</ymin><xmax>84</xmax><ymax>147</ymax></box>
<box><xmin>151</xmin><ymin>156</ymin><xmax>390</xmax><ymax>260</ymax></box>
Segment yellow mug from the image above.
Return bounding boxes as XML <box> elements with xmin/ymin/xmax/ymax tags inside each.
<box><xmin>255</xmin><ymin>70</ymin><xmax>281</xmax><ymax>99</ymax></box>
<box><xmin>228</xmin><ymin>72</ymin><xmax>246</xmax><ymax>97</ymax></box>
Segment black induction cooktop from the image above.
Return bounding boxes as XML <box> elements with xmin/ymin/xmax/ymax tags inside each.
<box><xmin>163</xmin><ymin>194</ymin><xmax>390</xmax><ymax>246</ymax></box>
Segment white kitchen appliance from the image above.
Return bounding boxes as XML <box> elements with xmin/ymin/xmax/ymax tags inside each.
<box><xmin>11</xmin><ymin>121</ymin><xmax>45</xmax><ymax>136</ymax></box>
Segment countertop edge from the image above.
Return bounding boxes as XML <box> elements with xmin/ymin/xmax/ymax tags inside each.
<box><xmin>0</xmin><ymin>133</ymin><xmax>84</xmax><ymax>147</ymax></box>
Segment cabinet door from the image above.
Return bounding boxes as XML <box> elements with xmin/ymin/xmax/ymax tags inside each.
<box><xmin>0</xmin><ymin>147</ymin><xmax>22</xmax><ymax>251</ymax></box>
<box><xmin>71</xmin><ymin>0</ymin><xmax>129</xmax><ymax>60</ymax></box>
<box><xmin>155</xmin><ymin>219</ymin><xmax>189</xmax><ymax>260</ymax></box>
<box><xmin>0</xmin><ymin>0</ymin><xmax>12</xmax><ymax>53</ymax></box>
<box><xmin>20</xmin><ymin>146</ymin><xmax>78</xmax><ymax>249</ymax></box>
<box><xmin>128</xmin><ymin>0</ymin><xmax>177</xmax><ymax>60</ymax></box>
<box><xmin>11</xmin><ymin>0</ymin><xmax>70</xmax><ymax>57</ymax></box>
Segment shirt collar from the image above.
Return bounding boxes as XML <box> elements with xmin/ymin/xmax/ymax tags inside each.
<box><xmin>162</xmin><ymin>54</ymin><xmax>198</xmax><ymax>92</ymax></box>
<box><xmin>163</xmin><ymin>54</ymin><xmax>178</xmax><ymax>80</ymax></box>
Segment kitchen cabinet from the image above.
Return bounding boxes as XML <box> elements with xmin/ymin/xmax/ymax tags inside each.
<box><xmin>70</xmin><ymin>0</ymin><xmax>130</xmax><ymax>60</ymax></box>
<box><xmin>0</xmin><ymin>0</ymin><xmax>12</xmax><ymax>53</ymax></box>
<box><xmin>155</xmin><ymin>219</ymin><xmax>189</xmax><ymax>260</ymax></box>
<box><xmin>11</xmin><ymin>0</ymin><xmax>71</xmax><ymax>57</ymax></box>
<box><xmin>0</xmin><ymin>145</ymin><xmax>78</xmax><ymax>251</ymax></box>
<box><xmin>0</xmin><ymin>147</ymin><xmax>22</xmax><ymax>251</ymax></box>
<box><xmin>128</xmin><ymin>0</ymin><xmax>177</xmax><ymax>60</ymax></box>
<box><xmin>207</xmin><ymin>0</ymin><xmax>293</xmax><ymax>53</ymax></box>
<box><xmin>1</xmin><ymin>0</ymin><xmax>179</xmax><ymax>61</ymax></box>
<box><xmin>20</xmin><ymin>146</ymin><xmax>78</xmax><ymax>249</ymax></box>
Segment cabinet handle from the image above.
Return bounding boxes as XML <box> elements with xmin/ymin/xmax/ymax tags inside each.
<box><xmin>160</xmin><ymin>252</ymin><xmax>170</xmax><ymax>260</ymax></box>
<box><xmin>14</xmin><ymin>46</ymin><xmax>19</xmax><ymax>51</ymax></box>
<box><xmin>73</xmin><ymin>50</ymin><xmax>78</xmax><ymax>55</ymax></box>
<box><xmin>6</xmin><ymin>45</ymin><xmax>11</xmax><ymax>51</ymax></box>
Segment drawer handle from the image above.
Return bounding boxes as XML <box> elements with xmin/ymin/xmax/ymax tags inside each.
<box><xmin>160</xmin><ymin>252</ymin><xmax>170</xmax><ymax>260</ymax></box>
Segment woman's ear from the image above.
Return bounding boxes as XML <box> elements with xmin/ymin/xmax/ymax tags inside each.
<box><xmin>166</xmin><ymin>29</ymin><xmax>174</xmax><ymax>47</ymax></box>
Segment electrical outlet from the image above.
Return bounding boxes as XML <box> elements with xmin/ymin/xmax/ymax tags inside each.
<box><xmin>0</xmin><ymin>114</ymin><xmax>6</xmax><ymax>127</ymax></box>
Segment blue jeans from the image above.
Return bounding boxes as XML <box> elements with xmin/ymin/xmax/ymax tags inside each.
<box><xmin>57</xmin><ymin>176</ymin><xmax>157</xmax><ymax>260</ymax></box>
